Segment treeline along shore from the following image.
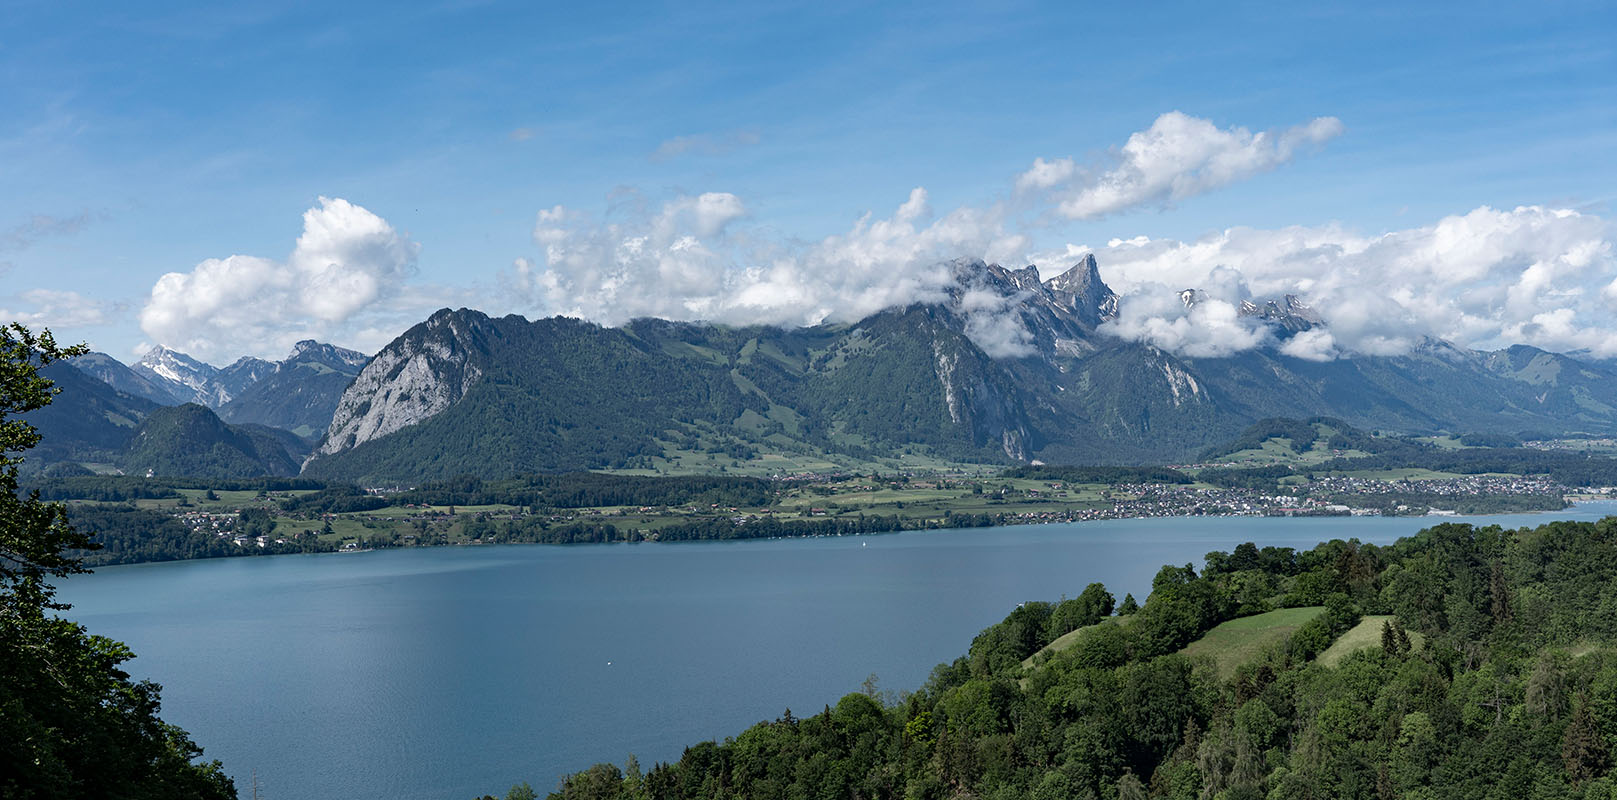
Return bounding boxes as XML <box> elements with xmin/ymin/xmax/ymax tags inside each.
<box><xmin>24</xmin><ymin>438</ymin><xmax>1617</xmax><ymax>567</ymax></box>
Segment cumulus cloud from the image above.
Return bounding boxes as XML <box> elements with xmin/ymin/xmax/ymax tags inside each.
<box><xmin>1020</xmin><ymin>112</ymin><xmax>1344</xmax><ymax>219</ymax></box>
<box><xmin>138</xmin><ymin>197</ymin><xmax>419</xmax><ymax>363</ymax></box>
<box><xmin>1071</xmin><ymin>205</ymin><xmax>1617</xmax><ymax>358</ymax></box>
<box><xmin>1278</xmin><ymin>328</ymin><xmax>1339</xmax><ymax>362</ymax></box>
<box><xmin>504</xmin><ymin>185</ymin><xmax>1028</xmax><ymax>343</ymax></box>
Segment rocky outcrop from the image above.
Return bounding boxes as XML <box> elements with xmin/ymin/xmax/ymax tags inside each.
<box><xmin>1043</xmin><ymin>254</ymin><xmax>1119</xmax><ymax>327</ymax></box>
<box><xmin>311</xmin><ymin>309</ymin><xmax>489</xmax><ymax>460</ymax></box>
<box><xmin>1238</xmin><ymin>295</ymin><xmax>1322</xmax><ymax>333</ymax></box>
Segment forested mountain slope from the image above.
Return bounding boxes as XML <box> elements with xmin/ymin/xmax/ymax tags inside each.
<box><xmin>307</xmin><ymin>258</ymin><xmax>1617</xmax><ymax>483</ymax></box>
<box><xmin>218</xmin><ymin>339</ymin><xmax>368</xmax><ymax>438</ymax></box>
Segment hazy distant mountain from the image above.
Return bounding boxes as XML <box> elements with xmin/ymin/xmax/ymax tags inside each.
<box><xmin>131</xmin><ymin>346</ymin><xmax>273</xmax><ymax>406</ymax></box>
<box><xmin>215</xmin><ymin>355</ymin><xmax>277</xmax><ymax>402</ymax></box>
<box><xmin>132</xmin><ymin>346</ymin><xmax>220</xmax><ymax>404</ymax></box>
<box><xmin>301</xmin><ymin>256</ymin><xmax>1617</xmax><ymax>483</ymax></box>
<box><xmin>219</xmin><ymin>340</ymin><xmax>369</xmax><ymax>438</ymax></box>
<box><xmin>71</xmin><ymin>351</ymin><xmax>185</xmax><ymax>405</ymax></box>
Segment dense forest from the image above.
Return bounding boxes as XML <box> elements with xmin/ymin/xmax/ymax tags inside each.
<box><xmin>520</xmin><ymin>516</ymin><xmax>1617</xmax><ymax>800</ymax></box>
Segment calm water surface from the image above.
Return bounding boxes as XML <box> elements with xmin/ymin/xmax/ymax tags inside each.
<box><xmin>57</xmin><ymin>504</ymin><xmax>1617</xmax><ymax>799</ymax></box>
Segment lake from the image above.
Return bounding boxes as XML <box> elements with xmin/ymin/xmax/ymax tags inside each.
<box><xmin>56</xmin><ymin>503</ymin><xmax>1617</xmax><ymax>799</ymax></box>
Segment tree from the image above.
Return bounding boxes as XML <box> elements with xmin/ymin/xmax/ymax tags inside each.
<box><xmin>1118</xmin><ymin>593</ymin><xmax>1140</xmax><ymax>615</ymax></box>
<box><xmin>1</xmin><ymin>325</ymin><xmax>93</xmax><ymax>599</ymax></box>
<box><xmin>0</xmin><ymin>323</ymin><xmax>236</xmax><ymax>799</ymax></box>
<box><xmin>1381</xmin><ymin>619</ymin><xmax>1402</xmax><ymax>657</ymax></box>
<box><xmin>1563</xmin><ymin>694</ymin><xmax>1608</xmax><ymax>784</ymax></box>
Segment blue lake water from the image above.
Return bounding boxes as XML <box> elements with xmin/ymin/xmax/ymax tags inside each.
<box><xmin>56</xmin><ymin>503</ymin><xmax>1617</xmax><ymax>799</ymax></box>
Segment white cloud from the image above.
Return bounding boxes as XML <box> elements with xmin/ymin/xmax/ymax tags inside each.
<box><xmin>1104</xmin><ymin>283</ymin><xmax>1271</xmax><ymax>358</ymax></box>
<box><xmin>504</xmin><ymin>186</ymin><xmax>1027</xmax><ymax>340</ymax></box>
<box><xmin>1066</xmin><ymin>205</ymin><xmax>1617</xmax><ymax>358</ymax></box>
<box><xmin>1279</xmin><ymin>328</ymin><xmax>1339</xmax><ymax>362</ymax></box>
<box><xmin>504</xmin><ymin>111</ymin><xmax>1340</xmax><ymax>359</ymax></box>
<box><xmin>1014</xmin><ymin>157</ymin><xmax>1076</xmax><ymax>192</ymax></box>
<box><xmin>138</xmin><ymin>197</ymin><xmax>420</xmax><ymax>363</ymax></box>
<box><xmin>1021</xmin><ymin>112</ymin><xmax>1344</xmax><ymax>219</ymax></box>
<box><xmin>0</xmin><ymin>289</ymin><xmax>119</xmax><ymax>329</ymax></box>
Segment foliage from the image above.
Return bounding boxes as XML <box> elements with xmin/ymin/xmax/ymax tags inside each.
<box><xmin>0</xmin><ymin>324</ymin><xmax>235</xmax><ymax>799</ymax></box>
<box><xmin>1200</xmin><ymin>417</ymin><xmax>1330</xmax><ymax>460</ymax></box>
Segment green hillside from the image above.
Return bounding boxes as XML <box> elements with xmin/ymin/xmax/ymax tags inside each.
<box><xmin>120</xmin><ymin>404</ymin><xmax>298</xmax><ymax>478</ymax></box>
<box><xmin>1178</xmin><ymin>606</ymin><xmax>1325</xmax><ymax>676</ymax></box>
<box><xmin>1317</xmin><ymin>614</ymin><xmax>1427</xmax><ymax>667</ymax></box>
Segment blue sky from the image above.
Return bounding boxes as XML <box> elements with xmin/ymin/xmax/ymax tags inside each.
<box><xmin>2</xmin><ymin>0</ymin><xmax>1614</xmax><ymax>363</ymax></box>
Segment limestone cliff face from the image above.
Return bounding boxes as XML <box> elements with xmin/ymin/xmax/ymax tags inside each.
<box><xmin>311</xmin><ymin>309</ymin><xmax>489</xmax><ymax>461</ymax></box>
<box><xmin>927</xmin><ymin>318</ymin><xmax>1030</xmax><ymax>461</ymax></box>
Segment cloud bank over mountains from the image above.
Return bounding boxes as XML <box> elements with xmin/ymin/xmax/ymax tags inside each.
<box><xmin>122</xmin><ymin>111</ymin><xmax>1617</xmax><ymax>363</ymax></box>
<box><xmin>1088</xmin><ymin>205</ymin><xmax>1617</xmax><ymax>359</ymax></box>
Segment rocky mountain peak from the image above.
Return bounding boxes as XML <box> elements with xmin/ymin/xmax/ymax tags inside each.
<box><xmin>135</xmin><ymin>345</ymin><xmax>218</xmax><ymax>389</ymax></box>
<box><xmin>1237</xmin><ymin>294</ymin><xmax>1322</xmax><ymax>333</ymax></box>
<box><xmin>310</xmin><ymin>308</ymin><xmax>492</xmax><ymax>464</ymax></box>
<box><xmin>1042</xmin><ymin>254</ymin><xmax>1118</xmax><ymax>326</ymax></box>
<box><xmin>289</xmin><ymin>339</ymin><xmax>370</xmax><ymax>369</ymax></box>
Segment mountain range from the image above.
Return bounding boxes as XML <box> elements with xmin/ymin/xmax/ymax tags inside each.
<box><xmin>22</xmin><ymin>340</ymin><xmax>368</xmax><ymax>477</ymax></box>
<box><xmin>23</xmin><ymin>255</ymin><xmax>1617</xmax><ymax>481</ymax></box>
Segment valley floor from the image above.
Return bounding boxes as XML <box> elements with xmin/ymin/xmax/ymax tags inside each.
<box><xmin>61</xmin><ymin>468</ymin><xmax>1594</xmax><ymax>565</ymax></box>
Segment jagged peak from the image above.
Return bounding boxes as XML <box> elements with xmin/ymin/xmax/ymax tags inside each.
<box><xmin>1041</xmin><ymin>254</ymin><xmax>1118</xmax><ymax>326</ymax></box>
<box><xmin>1042</xmin><ymin>253</ymin><xmax>1102</xmax><ymax>292</ymax></box>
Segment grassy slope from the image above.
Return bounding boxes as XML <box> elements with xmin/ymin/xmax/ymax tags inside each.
<box><xmin>1178</xmin><ymin>606</ymin><xmax>1325</xmax><ymax>676</ymax></box>
<box><xmin>1022</xmin><ymin>616</ymin><xmax>1136</xmax><ymax>669</ymax></box>
<box><xmin>1317</xmin><ymin>615</ymin><xmax>1426</xmax><ymax>667</ymax></box>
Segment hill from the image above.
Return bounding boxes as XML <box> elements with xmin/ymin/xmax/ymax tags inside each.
<box><xmin>119</xmin><ymin>404</ymin><xmax>299</xmax><ymax>478</ymax></box>
<box><xmin>1177</xmin><ymin>605</ymin><xmax>1325</xmax><ymax>676</ymax></box>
